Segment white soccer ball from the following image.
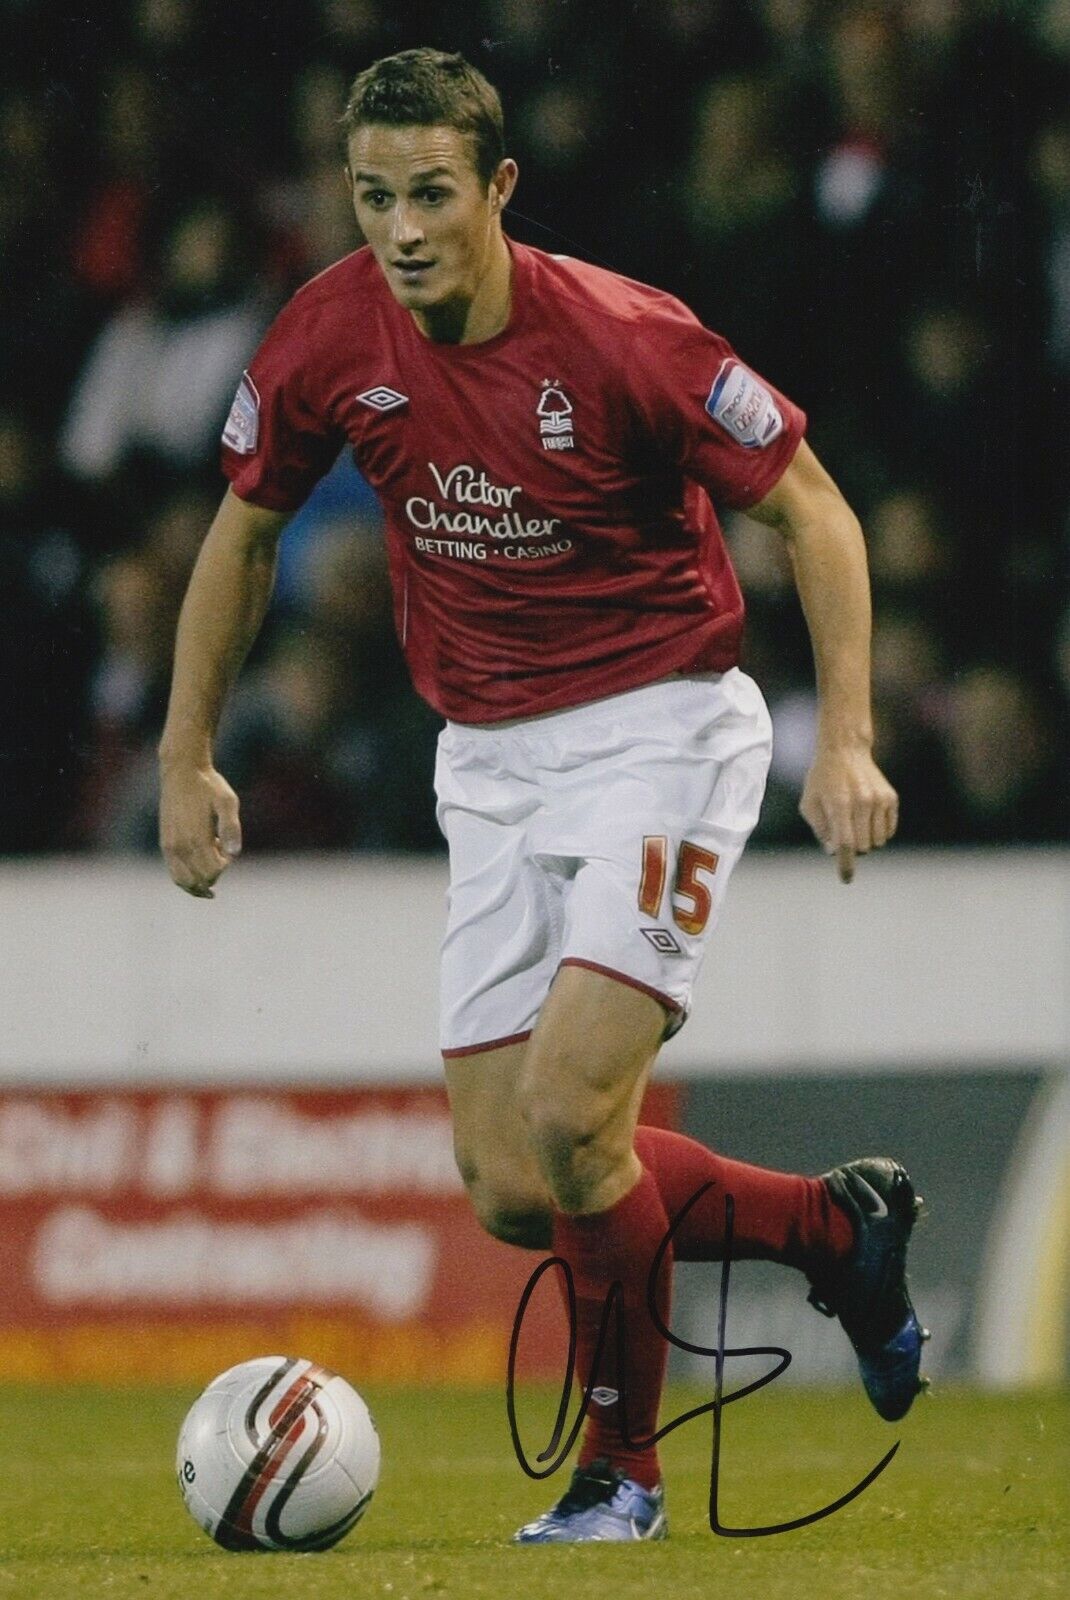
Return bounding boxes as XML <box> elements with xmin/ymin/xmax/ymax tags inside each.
<box><xmin>176</xmin><ymin>1355</ymin><xmax>380</xmax><ymax>1551</ymax></box>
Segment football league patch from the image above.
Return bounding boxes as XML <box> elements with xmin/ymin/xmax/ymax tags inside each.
<box><xmin>222</xmin><ymin>371</ymin><xmax>259</xmax><ymax>455</ymax></box>
<box><xmin>705</xmin><ymin>359</ymin><xmax>783</xmax><ymax>450</ymax></box>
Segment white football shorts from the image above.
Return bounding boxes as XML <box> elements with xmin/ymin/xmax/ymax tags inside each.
<box><xmin>434</xmin><ymin>669</ymin><xmax>772</xmax><ymax>1057</ymax></box>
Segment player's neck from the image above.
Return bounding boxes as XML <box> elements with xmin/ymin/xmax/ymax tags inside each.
<box><xmin>412</xmin><ymin>232</ymin><xmax>512</xmax><ymax>346</ymax></box>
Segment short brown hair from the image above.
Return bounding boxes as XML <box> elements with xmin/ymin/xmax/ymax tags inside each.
<box><xmin>341</xmin><ymin>49</ymin><xmax>505</xmax><ymax>185</ymax></box>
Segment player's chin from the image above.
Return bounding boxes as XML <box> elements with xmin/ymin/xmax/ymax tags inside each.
<box><xmin>389</xmin><ymin>265</ymin><xmax>441</xmax><ymax>303</ymax></box>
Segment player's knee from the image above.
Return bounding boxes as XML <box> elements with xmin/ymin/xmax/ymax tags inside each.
<box><xmin>518</xmin><ymin>1086</ymin><xmax>614</xmax><ymax>1206</ymax></box>
<box><xmin>480</xmin><ymin>1197</ymin><xmax>552</xmax><ymax>1249</ymax></box>
<box><xmin>470</xmin><ymin>1181</ymin><xmax>552</xmax><ymax>1249</ymax></box>
<box><xmin>453</xmin><ymin>1143</ymin><xmax>552</xmax><ymax>1248</ymax></box>
<box><xmin>519</xmin><ymin>1087</ymin><xmax>595</xmax><ymax>1162</ymax></box>
<box><xmin>453</xmin><ymin>1140</ymin><xmax>480</xmax><ymax>1194</ymax></box>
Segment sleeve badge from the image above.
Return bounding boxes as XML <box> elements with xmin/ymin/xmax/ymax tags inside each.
<box><xmin>222</xmin><ymin>371</ymin><xmax>260</xmax><ymax>455</ymax></box>
<box><xmin>705</xmin><ymin>359</ymin><xmax>783</xmax><ymax>450</ymax></box>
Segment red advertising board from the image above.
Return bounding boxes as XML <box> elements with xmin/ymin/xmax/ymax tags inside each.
<box><xmin>0</xmin><ymin>1083</ymin><xmax>678</xmax><ymax>1384</ymax></box>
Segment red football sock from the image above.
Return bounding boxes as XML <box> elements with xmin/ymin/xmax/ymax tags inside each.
<box><xmin>633</xmin><ymin>1125</ymin><xmax>853</xmax><ymax>1272</ymax></box>
<box><xmin>552</xmin><ymin>1165</ymin><xmax>671</xmax><ymax>1490</ymax></box>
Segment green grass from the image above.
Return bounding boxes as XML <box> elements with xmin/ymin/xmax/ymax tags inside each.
<box><xmin>0</xmin><ymin>1383</ymin><xmax>1065</xmax><ymax>1599</ymax></box>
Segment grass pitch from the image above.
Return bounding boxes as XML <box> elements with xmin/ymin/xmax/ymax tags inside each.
<box><xmin>0</xmin><ymin>1382</ymin><xmax>1064</xmax><ymax>1599</ymax></box>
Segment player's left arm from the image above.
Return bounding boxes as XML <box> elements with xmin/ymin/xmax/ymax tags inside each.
<box><xmin>747</xmin><ymin>438</ymin><xmax>898</xmax><ymax>883</ymax></box>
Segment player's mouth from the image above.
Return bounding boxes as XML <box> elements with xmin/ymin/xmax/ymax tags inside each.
<box><xmin>393</xmin><ymin>259</ymin><xmax>435</xmax><ymax>283</ymax></box>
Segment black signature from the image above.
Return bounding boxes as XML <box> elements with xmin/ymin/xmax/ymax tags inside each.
<box><xmin>506</xmin><ymin>1182</ymin><xmax>900</xmax><ymax>1536</ymax></box>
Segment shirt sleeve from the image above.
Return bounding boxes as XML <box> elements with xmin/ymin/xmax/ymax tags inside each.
<box><xmin>627</xmin><ymin>296</ymin><xmax>805</xmax><ymax>509</ymax></box>
<box><xmin>220</xmin><ymin>298</ymin><xmax>343</xmax><ymax>513</ymax></box>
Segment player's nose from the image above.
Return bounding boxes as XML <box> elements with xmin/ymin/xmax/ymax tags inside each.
<box><xmin>391</xmin><ymin>203</ymin><xmax>425</xmax><ymax>249</ymax></box>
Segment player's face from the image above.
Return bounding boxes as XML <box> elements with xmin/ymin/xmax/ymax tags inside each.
<box><xmin>347</xmin><ymin>124</ymin><xmax>514</xmax><ymax>320</ymax></box>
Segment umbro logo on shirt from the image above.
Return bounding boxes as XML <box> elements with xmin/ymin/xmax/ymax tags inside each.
<box><xmin>357</xmin><ymin>386</ymin><xmax>409</xmax><ymax>412</ymax></box>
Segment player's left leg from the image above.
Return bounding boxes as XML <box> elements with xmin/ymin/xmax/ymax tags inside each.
<box><xmin>443</xmin><ymin>1038</ymin><xmax>553</xmax><ymax>1249</ymax></box>
<box><xmin>512</xmin><ymin>964</ymin><xmax>855</xmax><ymax>1480</ymax></box>
<box><xmin>513</xmin><ymin>963</ymin><xmax>671</xmax><ymax>1543</ymax></box>
<box><xmin>512</xmin><ymin>963</ymin><xmax>926</xmax><ymax>1545</ymax></box>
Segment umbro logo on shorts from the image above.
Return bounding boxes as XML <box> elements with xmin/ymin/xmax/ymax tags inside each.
<box><xmin>357</xmin><ymin>386</ymin><xmax>409</xmax><ymax>412</ymax></box>
<box><xmin>640</xmin><ymin>927</ymin><xmax>682</xmax><ymax>955</ymax></box>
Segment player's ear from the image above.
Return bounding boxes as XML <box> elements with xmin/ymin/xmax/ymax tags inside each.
<box><xmin>490</xmin><ymin>158</ymin><xmax>518</xmax><ymax>213</ymax></box>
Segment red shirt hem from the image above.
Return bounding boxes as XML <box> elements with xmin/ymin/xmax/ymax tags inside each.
<box><xmin>423</xmin><ymin>613</ymin><xmax>742</xmax><ymax>724</ymax></box>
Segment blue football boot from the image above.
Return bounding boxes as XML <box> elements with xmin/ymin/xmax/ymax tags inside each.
<box><xmin>514</xmin><ymin>1458</ymin><xmax>667</xmax><ymax>1544</ymax></box>
<box><xmin>808</xmin><ymin>1157</ymin><xmax>931</xmax><ymax>1421</ymax></box>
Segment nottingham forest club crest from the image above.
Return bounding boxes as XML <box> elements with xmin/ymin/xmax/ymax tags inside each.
<box><xmin>537</xmin><ymin>379</ymin><xmax>575</xmax><ymax>451</ymax></box>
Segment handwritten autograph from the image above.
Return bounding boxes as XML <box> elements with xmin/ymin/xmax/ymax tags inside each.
<box><xmin>506</xmin><ymin>1183</ymin><xmax>900</xmax><ymax>1536</ymax></box>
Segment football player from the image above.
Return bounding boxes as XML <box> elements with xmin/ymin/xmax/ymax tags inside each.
<box><xmin>160</xmin><ymin>49</ymin><xmax>926</xmax><ymax>1543</ymax></box>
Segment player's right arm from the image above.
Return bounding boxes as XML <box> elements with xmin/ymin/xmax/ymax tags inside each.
<box><xmin>158</xmin><ymin>488</ymin><xmax>289</xmax><ymax>898</ymax></box>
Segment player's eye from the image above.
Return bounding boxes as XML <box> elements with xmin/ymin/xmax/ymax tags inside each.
<box><xmin>417</xmin><ymin>187</ymin><xmax>448</xmax><ymax>205</ymax></box>
<box><xmin>361</xmin><ymin>190</ymin><xmax>391</xmax><ymax>209</ymax></box>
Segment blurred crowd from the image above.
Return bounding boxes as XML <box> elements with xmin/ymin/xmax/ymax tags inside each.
<box><xmin>2</xmin><ymin>0</ymin><xmax>1067</xmax><ymax>856</ymax></box>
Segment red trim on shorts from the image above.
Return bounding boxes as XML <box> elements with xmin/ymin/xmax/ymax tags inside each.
<box><xmin>557</xmin><ymin>958</ymin><xmax>683</xmax><ymax>1017</ymax></box>
<box><xmin>441</xmin><ymin>1030</ymin><xmax>533</xmax><ymax>1059</ymax></box>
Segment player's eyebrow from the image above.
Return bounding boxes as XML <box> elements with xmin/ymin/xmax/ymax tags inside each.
<box><xmin>352</xmin><ymin>166</ymin><xmax>456</xmax><ymax>185</ymax></box>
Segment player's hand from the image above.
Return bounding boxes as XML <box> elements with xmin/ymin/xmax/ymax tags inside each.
<box><xmin>799</xmin><ymin>741</ymin><xmax>898</xmax><ymax>884</ymax></box>
<box><xmin>159</xmin><ymin>760</ymin><xmax>242</xmax><ymax>899</ymax></box>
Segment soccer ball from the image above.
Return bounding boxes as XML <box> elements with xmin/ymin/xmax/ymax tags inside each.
<box><xmin>176</xmin><ymin>1355</ymin><xmax>380</xmax><ymax>1551</ymax></box>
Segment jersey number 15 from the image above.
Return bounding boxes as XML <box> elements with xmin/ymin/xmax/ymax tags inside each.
<box><xmin>639</xmin><ymin>836</ymin><xmax>720</xmax><ymax>936</ymax></box>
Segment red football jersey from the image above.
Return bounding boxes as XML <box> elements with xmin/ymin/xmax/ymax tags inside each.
<box><xmin>222</xmin><ymin>241</ymin><xmax>805</xmax><ymax>722</ymax></box>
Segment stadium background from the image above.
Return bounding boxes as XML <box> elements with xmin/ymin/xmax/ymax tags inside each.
<box><xmin>1</xmin><ymin>0</ymin><xmax>1067</xmax><ymax>1398</ymax></box>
